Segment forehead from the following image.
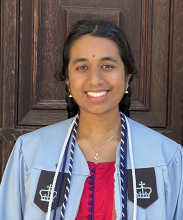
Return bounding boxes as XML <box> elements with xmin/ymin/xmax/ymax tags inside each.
<box><xmin>69</xmin><ymin>35</ymin><xmax>120</xmax><ymax>59</ymax></box>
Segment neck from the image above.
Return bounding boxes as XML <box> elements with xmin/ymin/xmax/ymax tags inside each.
<box><xmin>77</xmin><ymin>108</ymin><xmax>121</xmax><ymax>142</ymax></box>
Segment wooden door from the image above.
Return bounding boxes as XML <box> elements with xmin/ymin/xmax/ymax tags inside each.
<box><xmin>0</xmin><ymin>0</ymin><xmax>183</xmax><ymax>181</ymax></box>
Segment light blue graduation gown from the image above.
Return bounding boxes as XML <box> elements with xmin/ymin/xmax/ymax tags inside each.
<box><xmin>0</xmin><ymin>117</ymin><xmax>183</xmax><ymax>220</ymax></box>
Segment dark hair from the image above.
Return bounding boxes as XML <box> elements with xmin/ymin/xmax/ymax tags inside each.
<box><xmin>59</xmin><ymin>19</ymin><xmax>137</xmax><ymax>118</ymax></box>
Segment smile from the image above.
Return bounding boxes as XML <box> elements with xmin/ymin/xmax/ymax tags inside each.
<box><xmin>87</xmin><ymin>91</ymin><xmax>107</xmax><ymax>97</ymax></box>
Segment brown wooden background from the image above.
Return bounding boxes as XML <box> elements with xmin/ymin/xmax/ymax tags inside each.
<box><xmin>0</xmin><ymin>0</ymin><xmax>183</xmax><ymax>181</ymax></box>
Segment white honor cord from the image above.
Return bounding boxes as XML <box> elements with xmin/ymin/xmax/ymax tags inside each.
<box><xmin>124</xmin><ymin>116</ymin><xmax>137</xmax><ymax>220</ymax></box>
<box><xmin>45</xmin><ymin>115</ymin><xmax>78</xmax><ymax>220</ymax></box>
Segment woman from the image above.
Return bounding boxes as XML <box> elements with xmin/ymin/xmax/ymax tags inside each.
<box><xmin>0</xmin><ymin>19</ymin><xmax>183</xmax><ymax>220</ymax></box>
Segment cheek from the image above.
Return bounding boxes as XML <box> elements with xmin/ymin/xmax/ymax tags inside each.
<box><xmin>69</xmin><ymin>78</ymin><xmax>85</xmax><ymax>100</ymax></box>
<box><xmin>111</xmin><ymin>73</ymin><xmax>126</xmax><ymax>90</ymax></box>
<box><xmin>70</xmin><ymin>77</ymin><xmax>83</xmax><ymax>89</ymax></box>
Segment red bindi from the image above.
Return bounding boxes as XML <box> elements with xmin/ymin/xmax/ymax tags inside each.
<box><xmin>93</xmin><ymin>55</ymin><xmax>95</xmax><ymax>57</ymax></box>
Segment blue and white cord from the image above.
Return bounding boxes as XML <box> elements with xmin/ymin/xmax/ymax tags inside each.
<box><xmin>119</xmin><ymin>112</ymin><xmax>128</xmax><ymax>220</ymax></box>
<box><xmin>60</xmin><ymin>115</ymin><xmax>79</xmax><ymax>220</ymax></box>
<box><xmin>46</xmin><ymin>114</ymin><xmax>79</xmax><ymax>220</ymax></box>
<box><xmin>124</xmin><ymin>115</ymin><xmax>137</xmax><ymax>220</ymax></box>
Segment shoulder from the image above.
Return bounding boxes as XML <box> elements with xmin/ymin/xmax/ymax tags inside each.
<box><xmin>17</xmin><ymin>118</ymin><xmax>73</xmax><ymax>171</ymax></box>
<box><xmin>20</xmin><ymin>118</ymin><xmax>73</xmax><ymax>143</ymax></box>
<box><xmin>127</xmin><ymin>118</ymin><xmax>180</xmax><ymax>167</ymax></box>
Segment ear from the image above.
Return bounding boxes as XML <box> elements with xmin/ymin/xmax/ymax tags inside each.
<box><xmin>125</xmin><ymin>74</ymin><xmax>131</xmax><ymax>88</ymax></box>
<box><xmin>65</xmin><ymin>79</ymin><xmax>69</xmax><ymax>87</ymax></box>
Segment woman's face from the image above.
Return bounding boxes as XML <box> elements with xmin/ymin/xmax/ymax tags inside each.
<box><xmin>67</xmin><ymin>34</ymin><xmax>128</xmax><ymax>115</ymax></box>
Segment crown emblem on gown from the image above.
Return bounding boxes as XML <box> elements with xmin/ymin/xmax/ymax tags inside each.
<box><xmin>136</xmin><ymin>181</ymin><xmax>152</xmax><ymax>199</ymax></box>
<box><xmin>39</xmin><ymin>184</ymin><xmax>57</xmax><ymax>202</ymax></box>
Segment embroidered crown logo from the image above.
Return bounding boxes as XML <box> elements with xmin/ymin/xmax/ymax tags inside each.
<box><xmin>39</xmin><ymin>184</ymin><xmax>57</xmax><ymax>202</ymax></box>
<box><xmin>136</xmin><ymin>181</ymin><xmax>152</xmax><ymax>199</ymax></box>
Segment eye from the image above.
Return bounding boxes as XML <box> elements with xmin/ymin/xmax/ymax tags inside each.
<box><xmin>101</xmin><ymin>64</ymin><xmax>114</xmax><ymax>69</ymax></box>
<box><xmin>76</xmin><ymin>65</ymin><xmax>88</xmax><ymax>70</ymax></box>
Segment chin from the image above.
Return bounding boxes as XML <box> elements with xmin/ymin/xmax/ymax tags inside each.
<box><xmin>80</xmin><ymin>105</ymin><xmax>118</xmax><ymax>116</ymax></box>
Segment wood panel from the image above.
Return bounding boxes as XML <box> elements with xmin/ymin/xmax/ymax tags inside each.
<box><xmin>160</xmin><ymin>0</ymin><xmax>183</xmax><ymax>144</ymax></box>
<box><xmin>0</xmin><ymin>142</ymin><xmax>14</xmax><ymax>181</ymax></box>
<box><xmin>150</xmin><ymin>0</ymin><xmax>170</xmax><ymax>126</ymax></box>
<box><xmin>17</xmin><ymin>0</ymin><xmax>165</xmax><ymax>127</ymax></box>
<box><xmin>18</xmin><ymin>0</ymin><xmax>33</xmax><ymax>124</ymax></box>
<box><xmin>0</xmin><ymin>0</ymin><xmax>17</xmax><ymax>180</ymax></box>
<box><xmin>1</xmin><ymin>0</ymin><xmax>17</xmax><ymax>129</ymax></box>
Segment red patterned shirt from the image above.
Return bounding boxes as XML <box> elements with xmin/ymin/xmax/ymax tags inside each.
<box><xmin>76</xmin><ymin>161</ymin><xmax>117</xmax><ymax>220</ymax></box>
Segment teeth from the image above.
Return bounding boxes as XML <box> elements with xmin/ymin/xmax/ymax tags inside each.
<box><xmin>87</xmin><ymin>91</ymin><xmax>107</xmax><ymax>97</ymax></box>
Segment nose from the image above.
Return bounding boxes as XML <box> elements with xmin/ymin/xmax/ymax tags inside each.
<box><xmin>88</xmin><ymin>67</ymin><xmax>103</xmax><ymax>85</ymax></box>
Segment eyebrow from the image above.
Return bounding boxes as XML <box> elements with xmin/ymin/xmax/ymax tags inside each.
<box><xmin>100</xmin><ymin>57</ymin><xmax>118</xmax><ymax>64</ymax></box>
<box><xmin>72</xmin><ymin>56</ymin><xmax>119</xmax><ymax>65</ymax></box>
<box><xmin>72</xmin><ymin>58</ymin><xmax>88</xmax><ymax>65</ymax></box>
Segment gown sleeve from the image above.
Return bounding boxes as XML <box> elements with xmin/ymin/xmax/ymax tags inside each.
<box><xmin>167</xmin><ymin>144</ymin><xmax>183</xmax><ymax>219</ymax></box>
<box><xmin>0</xmin><ymin>137</ymin><xmax>26</xmax><ymax>220</ymax></box>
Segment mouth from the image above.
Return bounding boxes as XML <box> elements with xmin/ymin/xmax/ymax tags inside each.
<box><xmin>85</xmin><ymin>90</ymin><xmax>109</xmax><ymax>102</ymax></box>
<box><xmin>87</xmin><ymin>91</ymin><xmax>108</xmax><ymax>97</ymax></box>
